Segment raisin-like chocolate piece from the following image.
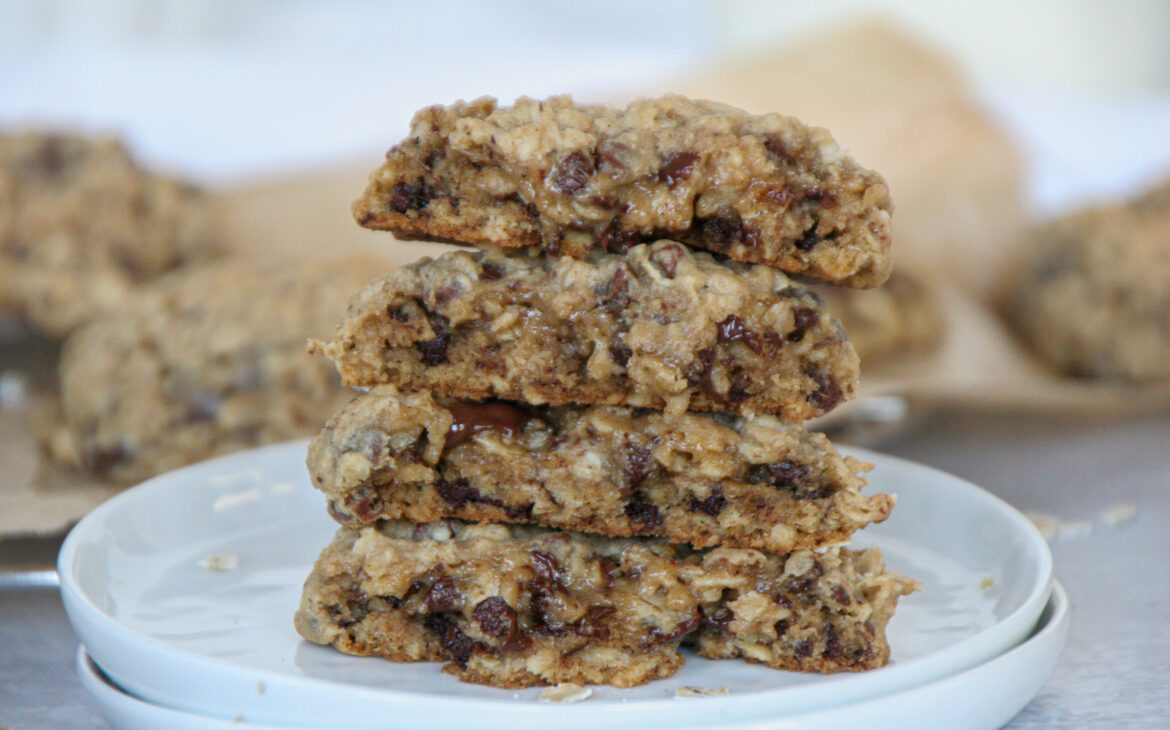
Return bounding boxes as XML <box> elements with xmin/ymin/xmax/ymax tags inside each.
<box><xmin>549</xmin><ymin>150</ymin><xmax>594</xmax><ymax>194</ymax></box>
<box><xmin>433</xmin><ymin>283</ymin><xmax>462</xmax><ymax>305</ymax></box>
<box><xmin>656</xmin><ymin>152</ymin><xmax>700</xmax><ymax>188</ymax></box>
<box><xmin>703</xmin><ymin>607</ymin><xmax>734</xmax><ymax>631</ymax></box>
<box><xmin>480</xmin><ymin>261</ymin><xmax>506</xmax><ymax>280</ymax></box>
<box><xmin>788</xmin><ymin>307</ymin><xmax>820</xmax><ymax>342</ymax></box>
<box><xmin>648</xmin><ymin>613</ymin><xmax>701</xmax><ymax>644</ymax></box>
<box><xmin>823</xmin><ymin>624</ymin><xmax>844</xmax><ymax>659</ymax></box>
<box><xmin>601</xmin><ymin>263</ymin><xmax>633</xmax><ymax>313</ymax></box>
<box><xmin>685</xmin><ymin>347</ymin><xmax>715</xmax><ymax>386</ymax></box>
<box><xmin>795</xmin><ymin>225</ymin><xmax>822</xmax><ymax>251</ymax></box>
<box><xmin>832</xmin><ymin>585</ymin><xmax>852</xmax><ymax>606</ymax></box>
<box><xmin>529</xmin><ymin>551</ymin><xmax>562</xmax><ymax>586</ymax></box>
<box><xmin>472</xmin><ymin>596</ymin><xmax>531</xmax><ymax>652</ymax></box>
<box><xmin>794</xmin><ymin>638</ymin><xmax>814</xmax><ymax>658</ymax></box>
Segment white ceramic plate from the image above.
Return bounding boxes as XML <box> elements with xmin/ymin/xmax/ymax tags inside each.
<box><xmin>60</xmin><ymin>440</ymin><xmax>1052</xmax><ymax>729</ymax></box>
<box><xmin>77</xmin><ymin>583</ymin><xmax>1070</xmax><ymax>730</ymax></box>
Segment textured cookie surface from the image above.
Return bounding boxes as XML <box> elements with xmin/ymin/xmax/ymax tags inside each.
<box><xmin>1004</xmin><ymin>203</ymin><xmax>1170</xmax><ymax>381</ymax></box>
<box><xmin>354</xmin><ymin>95</ymin><xmax>892</xmax><ymax>288</ymax></box>
<box><xmin>308</xmin><ymin>386</ymin><xmax>893</xmax><ymax>552</ymax></box>
<box><xmin>0</xmin><ymin>131</ymin><xmax>221</xmax><ymax>336</ymax></box>
<box><xmin>294</xmin><ymin>519</ymin><xmax>918</xmax><ymax>687</ymax></box>
<box><xmin>316</xmin><ymin>241</ymin><xmax>859</xmax><ymax>421</ymax></box>
<box><xmin>49</xmin><ymin>258</ymin><xmax>378</xmax><ymax>485</ymax></box>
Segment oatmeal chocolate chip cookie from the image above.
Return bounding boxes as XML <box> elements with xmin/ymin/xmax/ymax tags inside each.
<box><xmin>49</xmin><ymin>258</ymin><xmax>377</xmax><ymax>486</ymax></box>
<box><xmin>308</xmin><ymin>386</ymin><xmax>893</xmax><ymax>553</ymax></box>
<box><xmin>811</xmin><ymin>268</ymin><xmax>944</xmax><ymax>365</ymax></box>
<box><xmin>294</xmin><ymin>519</ymin><xmax>917</xmax><ymax>687</ymax></box>
<box><xmin>315</xmin><ymin>241</ymin><xmax>859</xmax><ymax>420</ymax></box>
<box><xmin>1004</xmin><ymin>204</ymin><xmax>1170</xmax><ymax>381</ymax></box>
<box><xmin>0</xmin><ymin>131</ymin><xmax>221</xmax><ymax>337</ymax></box>
<box><xmin>354</xmin><ymin>95</ymin><xmax>893</xmax><ymax>288</ymax></box>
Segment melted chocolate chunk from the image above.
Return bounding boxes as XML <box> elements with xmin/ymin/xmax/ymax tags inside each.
<box><xmin>435</xmin><ymin>478</ymin><xmax>534</xmax><ymax>520</ymax></box>
<box><xmin>444</xmin><ymin>400</ymin><xmax>532</xmax><ymax>450</ymax></box>
<box><xmin>648</xmin><ymin>613</ymin><xmax>701</xmax><ymax>645</ymax></box>
<box><xmin>601</xmin><ymin>263</ymin><xmax>633</xmax><ymax>313</ymax></box>
<box><xmin>625</xmin><ymin>490</ymin><xmax>662</xmax><ymax>530</ymax></box>
<box><xmin>694</xmin><ymin>214</ymin><xmax>760</xmax><ymax>249</ymax></box>
<box><xmin>703</xmin><ymin>607</ymin><xmax>734</xmax><ymax>631</ymax></box>
<box><xmin>480</xmin><ymin>261</ymin><xmax>506</xmax><ymax>280</ymax></box>
<box><xmin>387</xmin><ymin>180</ymin><xmax>438</xmax><ymax>213</ymax></box>
<box><xmin>794</xmin><ymin>638</ymin><xmax>814</xmax><ymax>658</ymax></box>
<box><xmin>832</xmin><ymin>585</ymin><xmax>852</xmax><ymax>606</ymax></box>
<box><xmin>549</xmin><ymin>150</ymin><xmax>594</xmax><ymax>195</ymax></box>
<box><xmin>717</xmin><ymin>315</ymin><xmax>763</xmax><ymax>354</ymax></box>
<box><xmin>656</xmin><ymin>152</ymin><xmax>700</xmax><ymax>188</ymax></box>
<box><xmin>795</xmin><ymin>225</ymin><xmax>822</xmax><ymax>251</ymax></box>
<box><xmin>685</xmin><ymin>348</ymin><xmax>716</xmax><ymax>386</ymax></box>
<box><xmin>823</xmin><ymin>623</ymin><xmax>844</xmax><ymax>659</ymax></box>
<box><xmin>529</xmin><ymin>551</ymin><xmax>562</xmax><ymax>586</ymax></box>
<box><xmin>471</xmin><ymin>596</ymin><xmax>531</xmax><ymax>652</ymax></box>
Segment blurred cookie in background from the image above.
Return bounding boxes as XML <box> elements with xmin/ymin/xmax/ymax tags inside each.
<box><xmin>0</xmin><ymin>131</ymin><xmax>222</xmax><ymax>338</ymax></box>
<box><xmin>43</xmin><ymin>257</ymin><xmax>378</xmax><ymax>486</ymax></box>
<box><xmin>1003</xmin><ymin>193</ymin><xmax>1170</xmax><ymax>381</ymax></box>
<box><xmin>811</xmin><ymin>269</ymin><xmax>944</xmax><ymax>366</ymax></box>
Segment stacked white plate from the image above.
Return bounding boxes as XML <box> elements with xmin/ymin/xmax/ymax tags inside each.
<box><xmin>59</xmin><ymin>440</ymin><xmax>1067</xmax><ymax>730</ymax></box>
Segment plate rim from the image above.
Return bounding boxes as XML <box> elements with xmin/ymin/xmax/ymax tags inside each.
<box><xmin>75</xmin><ymin>582</ymin><xmax>1071</xmax><ymax>730</ymax></box>
<box><xmin>58</xmin><ymin>439</ymin><xmax>1054</xmax><ymax>728</ymax></box>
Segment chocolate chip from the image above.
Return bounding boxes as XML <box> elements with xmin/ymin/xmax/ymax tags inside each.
<box><xmin>688</xmin><ymin>488</ymin><xmax>726</xmax><ymax>516</ymax></box>
<box><xmin>794</xmin><ymin>638</ymin><xmax>814</xmax><ymax>658</ymax></box>
<box><xmin>795</xmin><ymin>225</ymin><xmax>822</xmax><ymax>251</ymax></box>
<box><xmin>656</xmin><ymin>152</ymin><xmax>700</xmax><ymax>188</ymax></box>
<box><xmin>625</xmin><ymin>490</ymin><xmax>662</xmax><ymax>530</ymax></box>
<box><xmin>804</xmin><ymin>367</ymin><xmax>844</xmax><ymax>413</ymax></box>
<box><xmin>823</xmin><ymin>624</ymin><xmax>843</xmax><ymax>659</ymax></box>
<box><xmin>434</xmin><ymin>283</ymin><xmax>462</xmax><ymax>304</ymax></box>
<box><xmin>387</xmin><ymin>305</ymin><xmax>411</xmax><ymax>322</ymax></box>
<box><xmin>649</xmin><ymin>243</ymin><xmax>683</xmax><ymax>277</ymax></box>
<box><xmin>601</xmin><ymin>263</ymin><xmax>633</xmax><ymax>314</ymax></box>
<box><xmin>648</xmin><ymin>613</ymin><xmax>701</xmax><ymax>645</ymax></box>
<box><xmin>82</xmin><ymin>443</ymin><xmax>129</xmax><ymax>476</ymax></box>
<box><xmin>424</xmin><ymin>577</ymin><xmax>461</xmax><ymax>613</ymax></box>
<box><xmin>435</xmin><ymin>478</ymin><xmax>533</xmax><ymax>520</ymax></box>
<box><xmin>832</xmin><ymin>585</ymin><xmax>852</xmax><ymax>606</ymax></box>
<box><xmin>609</xmin><ymin>338</ymin><xmax>632</xmax><ymax>367</ymax></box>
<box><xmin>422</xmin><ymin>613</ymin><xmax>480</xmax><ymax>667</ymax></box>
<box><xmin>747</xmin><ymin>460</ymin><xmax>833</xmax><ymax>500</ymax></box>
<box><xmin>415</xmin><ymin>313</ymin><xmax>451</xmax><ymax>365</ymax></box>
<box><xmin>685</xmin><ymin>348</ymin><xmax>715</xmax><ymax>386</ymax></box>
<box><xmin>480</xmin><ymin>261</ymin><xmax>506</xmax><ymax>280</ymax></box>
<box><xmin>549</xmin><ymin>150</ymin><xmax>594</xmax><ymax>194</ymax></box>
<box><xmin>622</xmin><ymin>438</ymin><xmax>653</xmax><ymax>489</ymax></box>
<box><xmin>529</xmin><ymin>550</ymin><xmax>562</xmax><ymax>586</ymax></box>
<box><xmin>694</xmin><ymin>214</ymin><xmax>760</xmax><ymax>249</ymax></box>
<box><xmin>703</xmin><ymin>607</ymin><xmax>734</xmax><ymax>631</ymax></box>
<box><xmin>472</xmin><ymin>596</ymin><xmax>531</xmax><ymax>652</ymax></box>
<box><xmin>387</xmin><ymin>180</ymin><xmax>438</xmax><ymax>214</ymax></box>
<box><xmin>717</xmin><ymin>315</ymin><xmax>763</xmax><ymax>354</ymax></box>
<box><xmin>600</xmin><ymin>219</ymin><xmax>641</xmax><ymax>254</ymax></box>
<box><xmin>788</xmin><ymin>307</ymin><xmax>820</xmax><ymax>342</ymax></box>
<box><xmin>763</xmin><ymin>134</ymin><xmax>794</xmax><ymax>165</ymax></box>
<box><xmin>774</xmin><ymin>619</ymin><xmax>789</xmax><ymax>637</ymax></box>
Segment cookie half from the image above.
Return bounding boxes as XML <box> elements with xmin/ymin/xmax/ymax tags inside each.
<box><xmin>308</xmin><ymin>386</ymin><xmax>893</xmax><ymax>553</ymax></box>
<box><xmin>354</xmin><ymin>95</ymin><xmax>892</xmax><ymax>288</ymax></box>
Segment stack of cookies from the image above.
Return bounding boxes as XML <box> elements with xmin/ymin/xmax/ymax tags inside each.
<box><xmin>294</xmin><ymin>95</ymin><xmax>918</xmax><ymax>688</ymax></box>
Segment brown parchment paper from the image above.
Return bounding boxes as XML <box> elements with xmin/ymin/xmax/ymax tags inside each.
<box><xmin>3</xmin><ymin>20</ymin><xmax>1168</xmax><ymax>539</ymax></box>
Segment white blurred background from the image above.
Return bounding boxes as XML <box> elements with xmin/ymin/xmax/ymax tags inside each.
<box><xmin>3</xmin><ymin>0</ymin><xmax>1170</xmax><ymax>212</ymax></box>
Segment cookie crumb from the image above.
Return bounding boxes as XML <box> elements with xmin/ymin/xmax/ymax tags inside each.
<box><xmin>1025</xmin><ymin>511</ymin><xmax>1092</xmax><ymax>542</ymax></box>
<box><xmin>1099</xmin><ymin>501</ymin><xmax>1137</xmax><ymax>528</ymax></box>
<box><xmin>538</xmin><ymin>683</ymin><xmax>593</xmax><ymax>703</ymax></box>
<box><xmin>198</xmin><ymin>553</ymin><xmax>240</xmax><ymax>571</ymax></box>
<box><xmin>675</xmin><ymin>686</ymin><xmax>729</xmax><ymax>698</ymax></box>
<box><xmin>979</xmin><ymin>577</ymin><xmax>994</xmax><ymax>590</ymax></box>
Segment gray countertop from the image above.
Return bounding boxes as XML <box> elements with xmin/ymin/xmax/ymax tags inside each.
<box><xmin>2</xmin><ymin>406</ymin><xmax>1169</xmax><ymax>728</ymax></box>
